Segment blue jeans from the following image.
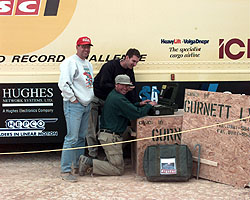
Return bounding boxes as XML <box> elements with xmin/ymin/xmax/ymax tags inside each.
<box><xmin>61</xmin><ymin>101</ymin><xmax>90</xmax><ymax>173</ymax></box>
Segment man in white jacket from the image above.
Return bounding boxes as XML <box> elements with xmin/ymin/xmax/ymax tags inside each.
<box><xmin>58</xmin><ymin>36</ymin><xmax>94</xmax><ymax>182</ymax></box>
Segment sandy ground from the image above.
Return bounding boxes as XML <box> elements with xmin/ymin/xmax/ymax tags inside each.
<box><xmin>0</xmin><ymin>151</ymin><xmax>249</xmax><ymax>200</ymax></box>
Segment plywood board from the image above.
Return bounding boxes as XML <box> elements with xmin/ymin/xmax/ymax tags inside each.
<box><xmin>181</xmin><ymin>89</ymin><xmax>250</xmax><ymax>187</ymax></box>
<box><xmin>135</xmin><ymin>111</ymin><xmax>183</xmax><ymax>176</ymax></box>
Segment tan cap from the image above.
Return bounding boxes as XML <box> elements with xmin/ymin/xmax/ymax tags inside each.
<box><xmin>115</xmin><ymin>74</ymin><xmax>133</xmax><ymax>86</ymax></box>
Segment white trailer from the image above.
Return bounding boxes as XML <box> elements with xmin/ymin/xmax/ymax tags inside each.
<box><xmin>0</xmin><ymin>0</ymin><xmax>249</xmax><ymax>143</ymax></box>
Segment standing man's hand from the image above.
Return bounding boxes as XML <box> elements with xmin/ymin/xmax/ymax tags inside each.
<box><xmin>72</xmin><ymin>100</ymin><xmax>79</xmax><ymax>103</ymax></box>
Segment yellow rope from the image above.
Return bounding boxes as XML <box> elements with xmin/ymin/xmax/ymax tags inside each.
<box><xmin>0</xmin><ymin>115</ymin><xmax>249</xmax><ymax>155</ymax></box>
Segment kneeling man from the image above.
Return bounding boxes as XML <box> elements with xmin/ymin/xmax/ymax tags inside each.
<box><xmin>79</xmin><ymin>74</ymin><xmax>156</xmax><ymax>176</ymax></box>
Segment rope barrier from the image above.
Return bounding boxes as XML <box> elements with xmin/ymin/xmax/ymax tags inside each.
<box><xmin>0</xmin><ymin>115</ymin><xmax>249</xmax><ymax>155</ymax></box>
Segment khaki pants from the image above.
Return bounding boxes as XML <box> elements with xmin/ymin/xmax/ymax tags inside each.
<box><xmin>93</xmin><ymin>131</ymin><xmax>124</xmax><ymax>176</ymax></box>
<box><xmin>86</xmin><ymin>96</ymin><xmax>105</xmax><ymax>158</ymax></box>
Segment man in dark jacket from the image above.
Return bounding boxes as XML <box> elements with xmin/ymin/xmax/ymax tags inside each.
<box><xmin>80</xmin><ymin>74</ymin><xmax>156</xmax><ymax>176</ymax></box>
<box><xmin>86</xmin><ymin>49</ymin><xmax>141</xmax><ymax>158</ymax></box>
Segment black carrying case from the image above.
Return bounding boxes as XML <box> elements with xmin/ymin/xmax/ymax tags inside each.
<box><xmin>143</xmin><ymin>144</ymin><xmax>193</xmax><ymax>182</ymax></box>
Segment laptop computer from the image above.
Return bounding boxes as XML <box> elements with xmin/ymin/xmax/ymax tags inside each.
<box><xmin>148</xmin><ymin>83</ymin><xmax>179</xmax><ymax>116</ymax></box>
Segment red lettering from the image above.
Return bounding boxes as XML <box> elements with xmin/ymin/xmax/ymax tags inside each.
<box><xmin>0</xmin><ymin>0</ymin><xmax>15</xmax><ymax>15</ymax></box>
<box><xmin>248</xmin><ymin>39</ymin><xmax>250</xmax><ymax>58</ymax></box>
<box><xmin>219</xmin><ymin>39</ymin><xmax>224</xmax><ymax>59</ymax></box>
<box><xmin>0</xmin><ymin>0</ymin><xmax>41</xmax><ymax>15</ymax></box>
<box><xmin>219</xmin><ymin>38</ymin><xmax>250</xmax><ymax>60</ymax></box>
<box><xmin>225</xmin><ymin>39</ymin><xmax>245</xmax><ymax>60</ymax></box>
<box><xmin>15</xmin><ymin>0</ymin><xmax>40</xmax><ymax>15</ymax></box>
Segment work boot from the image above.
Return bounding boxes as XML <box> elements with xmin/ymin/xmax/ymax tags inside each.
<box><xmin>79</xmin><ymin>155</ymin><xmax>93</xmax><ymax>176</ymax></box>
<box><xmin>61</xmin><ymin>172</ymin><xmax>77</xmax><ymax>182</ymax></box>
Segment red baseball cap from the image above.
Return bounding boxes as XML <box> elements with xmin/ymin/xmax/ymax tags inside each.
<box><xmin>76</xmin><ymin>36</ymin><xmax>93</xmax><ymax>46</ymax></box>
